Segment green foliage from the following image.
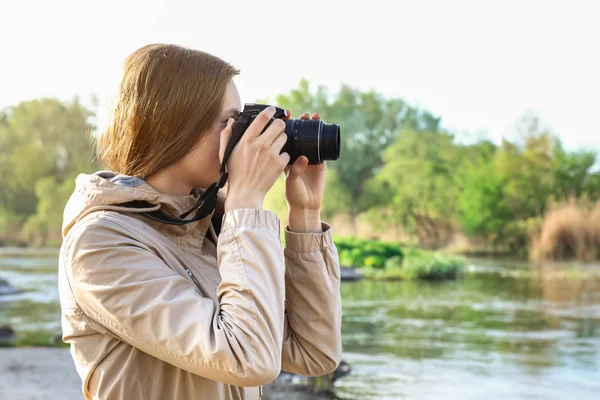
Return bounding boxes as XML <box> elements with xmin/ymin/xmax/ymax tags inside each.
<box><xmin>1</xmin><ymin>85</ymin><xmax>599</xmax><ymax>259</ymax></box>
<box><xmin>321</xmin><ymin>168</ymin><xmax>352</xmax><ymax>219</ymax></box>
<box><xmin>335</xmin><ymin>236</ymin><xmax>463</xmax><ymax>281</ymax></box>
<box><xmin>495</xmin><ymin>133</ymin><xmax>557</xmax><ymax>219</ymax></box>
<box><xmin>401</xmin><ymin>252</ymin><xmax>465</xmax><ymax>280</ymax></box>
<box><xmin>362</xmin><ymin>250</ymin><xmax>465</xmax><ymax>281</ymax></box>
<box><xmin>335</xmin><ymin>236</ymin><xmax>403</xmax><ymax>268</ymax></box>
<box><xmin>0</xmin><ymin>207</ymin><xmax>24</xmax><ymax>246</ymax></box>
<box><xmin>21</xmin><ymin>177</ymin><xmax>76</xmax><ymax>247</ymax></box>
<box><xmin>552</xmin><ymin>142</ymin><xmax>599</xmax><ymax>201</ymax></box>
<box><xmin>457</xmin><ymin>144</ymin><xmax>512</xmax><ymax>242</ymax></box>
<box><xmin>384</xmin><ymin>255</ymin><xmax>403</xmax><ymax>269</ymax></box>
<box><xmin>263</xmin><ymin>176</ymin><xmax>288</xmax><ymax>223</ymax></box>
<box><xmin>0</xmin><ymin>97</ymin><xmax>99</xmax><ymax>246</ymax></box>
<box><xmin>365</xmin><ymin>129</ymin><xmax>460</xmax><ymax>248</ymax></box>
<box><xmin>274</xmin><ymin>79</ymin><xmax>440</xmax><ymax>218</ymax></box>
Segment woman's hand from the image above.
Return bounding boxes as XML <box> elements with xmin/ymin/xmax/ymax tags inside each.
<box><xmin>284</xmin><ymin>111</ymin><xmax>325</xmax><ymax>233</ymax></box>
<box><xmin>221</xmin><ymin>106</ymin><xmax>290</xmax><ymax>213</ymax></box>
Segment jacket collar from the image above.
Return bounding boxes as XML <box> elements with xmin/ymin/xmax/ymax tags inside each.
<box><xmin>62</xmin><ymin>171</ymin><xmax>226</xmax><ymax>250</ymax></box>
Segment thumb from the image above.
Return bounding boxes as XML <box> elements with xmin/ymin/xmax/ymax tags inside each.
<box><xmin>287</xmin><ymin>156</ymin><xmax>309</xmax><ymax>181</ymax></box>
<box><xmin>219</xmin><ymin>118</ymin><xmax>235</xmax><ymax>163</ymax></box>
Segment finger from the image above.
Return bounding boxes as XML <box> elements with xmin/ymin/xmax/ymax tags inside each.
<box><xmin>279</xmin><ymin>152</ymin><xmax>291</xmax><ymax>168</ymax></box>
<box><xmin>244</xmin><ymin>106</ymin><xmax>277</xmax><ymax>139</ymax></box>
<box><xmin>219</xmin><ymin>118</ymin><xmax>235</xmax><ymax>162</ymax></box>
<box><xmin>257</xmin><ymin>118</ymin><xmax>285</xmax><ymax>146</ymax></box>
<box><xmin>300</xmin><ymin>112</ymin><xmax>310</xmax><ymax>120</ymax></box>
<box><xmin>270</xmin><ymin>131</ymin><xmax>288</xmax><ymax>153</ymax></box>
<box><xmin>283</xmin><ymin>109</ymin><xmax>292</xmax><ymax>120</ymax></box>
<box><xmin>311</xmin><ymin>112</ymin><xmax>320</xmax><ymax>120</ymax></box>
<box><xmin>287</xmin><ymin>156</ymin><xmax>309</xmax><ymax>181</ymax></box>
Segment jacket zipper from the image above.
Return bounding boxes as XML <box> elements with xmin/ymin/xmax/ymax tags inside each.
<box><xmin>185</xmin><ymin>268</ymin><xmax>201</xmax><ymax>288</ymax></box>
<box><xmin>187</xmin><ymin>268</ymin><xmax>261</xmax><ymax>399</ymax></box>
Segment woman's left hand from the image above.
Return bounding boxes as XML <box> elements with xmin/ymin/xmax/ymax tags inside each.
<box><xmin>283</xmin><ymin>111</ymin><xmax>325</xmax><ymax>233</ymax></box>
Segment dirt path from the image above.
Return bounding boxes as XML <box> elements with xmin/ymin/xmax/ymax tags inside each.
<box><xmin>0</xmin><ymin>348</ymin><xmax>82</xmax><ymax>400</ymax></box>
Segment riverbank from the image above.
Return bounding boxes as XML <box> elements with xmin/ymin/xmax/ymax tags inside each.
<box><xmin>0</xmin><ymin>347</ymin><xmax>82</xmax><ymax>400</ymax></box>
<box><xmin>0</xmin><ymin>348</ymin><xmax>349</xmax><ymax>400</ymax></box>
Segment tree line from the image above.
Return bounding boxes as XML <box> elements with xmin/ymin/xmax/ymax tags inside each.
<box><xmin>271</xmin><ymin>79</ymin><xmax>600</xmax><ymax>257</ymax></box>
<box><xmin>1</xmin><ymin>81</ymin><xmax>599</xmax><ymax>258</ymax></box>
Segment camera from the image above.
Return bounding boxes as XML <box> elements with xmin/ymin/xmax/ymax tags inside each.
<box><xmin>234</xmin><ymin>103</ymin><xmax>340</xmax><ymax>165</ymax></box>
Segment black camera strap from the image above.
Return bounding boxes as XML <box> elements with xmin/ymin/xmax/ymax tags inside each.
<box><xmin>120</xmin><ymin>114</ymin><xmax>251</xmax><ymax>225</ymax></box>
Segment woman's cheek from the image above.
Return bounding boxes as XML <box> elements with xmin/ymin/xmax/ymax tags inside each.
<box><xmin>213</xmin><ymin>126</ymin><xmax>224</xmax><ymax>152</ymax></box>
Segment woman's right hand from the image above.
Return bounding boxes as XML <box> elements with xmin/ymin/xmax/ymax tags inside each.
<box><xmin>220</xmin><ymin>106</ymin><xmax>290</xmax><ymax>212</ymax></box>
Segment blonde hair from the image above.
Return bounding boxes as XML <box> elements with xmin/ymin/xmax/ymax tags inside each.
<box><xmin>97</xmin><ymin>44</ymin><xmax>239</xmax><ymax>178</ymax></box>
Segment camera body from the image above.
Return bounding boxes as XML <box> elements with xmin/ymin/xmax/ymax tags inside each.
<box><xmin>235</xmin><ymin>103</ymin><xmax>340</xmax><ymax>165</ymax></box>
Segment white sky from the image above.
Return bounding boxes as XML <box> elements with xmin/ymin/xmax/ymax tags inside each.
<box><xmin>1</xmin><ymin>0</ymin><xmax>599</xmax><ymax>150</ymax></box>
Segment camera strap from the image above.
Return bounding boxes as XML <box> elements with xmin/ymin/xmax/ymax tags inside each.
<box><xmin>120</xmin><ymin>114</ymin><xmax>251</xmax><ymax>225</ymax></box>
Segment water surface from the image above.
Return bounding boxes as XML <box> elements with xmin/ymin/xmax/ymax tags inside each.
<box><xmin>1</xmin><ymin>256</ymin><xmax>599</xmax><ymax>399</ymax></box>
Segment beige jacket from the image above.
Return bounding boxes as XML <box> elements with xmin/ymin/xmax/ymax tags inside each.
<box><xmin>58</xmin><ymin>171</ymin><xmax>342</xmax><ymax>400</ymax></box>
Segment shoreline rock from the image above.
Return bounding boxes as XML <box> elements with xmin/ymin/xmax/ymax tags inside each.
<box><xmin>340</xmin><ymin>266</ymin><xmax>363</xmax><ymax>281</ymax></box>
<box><xmin>0</xmin><ymin>325</ymin><xmax>16</xmax><ymax>346</ymax></box>
<box><xmin>263</xmin><ymin>360</ymin><xmax>352</xmax><ymax>399</ymax></box>
<box><xmin>0</xmin><ymin>278</ymin><xmax>21</xmax><ymax>296</ymax></box>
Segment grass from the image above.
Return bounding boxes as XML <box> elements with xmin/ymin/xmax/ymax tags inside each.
<box><xmin>531</xmin><ymin>200</ymin><xmax>600</xmax><ymax>262</ymax></box>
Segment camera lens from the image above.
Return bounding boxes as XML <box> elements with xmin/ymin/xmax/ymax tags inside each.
<box><xmin>320</xmin><ymin>122</ymin><xmax>340</xmax><ymax>162</ymax></box>
<box><xmin>283</xmin><ymin>119</ymin><xmax>341</xmax><ymax>164</ymax></box>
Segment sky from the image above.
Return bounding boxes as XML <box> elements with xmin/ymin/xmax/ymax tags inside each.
<box><xmin>1</xmin><ymin>0</ymin><xmax>599</xmax><ymax>150</ymax></box>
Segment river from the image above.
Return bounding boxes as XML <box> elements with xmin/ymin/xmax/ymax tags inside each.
<box><xmin>1</xmin><ymin>256</ymin><xmax>599</xmax><ymax>399</ymax></box>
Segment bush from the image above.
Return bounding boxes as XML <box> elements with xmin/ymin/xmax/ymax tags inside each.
<box><xmin>384</xmin><ymin>255</ymin><xmax>403</xmax><ymax>269</ymax></box>
<box><xmin>401</xmin><ymin>252</ymin><xmax>464</xmax><ymax>280</ymax></box>
<box><xmin>334</xmin><ymin>236</ymin><xmax>463</xmax><ymax>280</ymax></box>
<box><xmin>504</xmin><ymin>217</ymin><xmax>542</xmax><ymax>257</ymax></box>
<box><xmin>364</xmin><ymin>255</ymin><xmax>387</xmax><ymax>268</ymax></box>
<box><xmin>362</xmin><ymin>251</ymin><xmax>464</xmax><ymax>281</ymax></box>
<box><xmin>334</xmin><ymin>236</ymin><xmax>403</xmax><ymax>268</ymax></box>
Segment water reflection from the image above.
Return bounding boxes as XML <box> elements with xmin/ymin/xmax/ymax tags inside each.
<box><xmin>0</xmin><ymin>256</ymin><xmax>61</xmax><ymax>337</ymax></box>
<box><xmin>338</xmin><ymin>263</ymin><xmax>600</xmax><ymax>399</ymax></box>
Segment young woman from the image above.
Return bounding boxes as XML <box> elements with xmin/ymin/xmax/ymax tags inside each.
<box><xmin>58</xmin><ymin>43</ymin><xmax>342</xmax><ymax>400</ymax></box>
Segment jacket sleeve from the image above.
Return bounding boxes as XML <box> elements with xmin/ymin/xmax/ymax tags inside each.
<box><xmin>62</xmin><ymin>209</ymin><xmax>285</xmax><ymax>387</ymax></box>
<box><xmin>281</xmin><ymin>222</ymin><xmax>343</xmax><ymax>376</ymax></box>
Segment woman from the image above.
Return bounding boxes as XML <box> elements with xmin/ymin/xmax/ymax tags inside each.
<box><xmin>58</xmin><ymin>43</ymin><xmax>342</xmax><ymax>400</ymax></box>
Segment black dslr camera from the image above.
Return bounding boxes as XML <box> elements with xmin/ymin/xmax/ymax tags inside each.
<box><xmin>127</xmin><ymin>104</ymin><xmax>341</xmax><ymax>223</ymax></box>
<box><xmin>234</xmin><ymin>103</ymin><xmax>341</xmax><ymax>165</ymax></box>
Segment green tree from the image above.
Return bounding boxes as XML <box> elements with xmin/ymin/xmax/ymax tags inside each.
<box><xmin>366</xmin><ymin>129</ymin><xmax>461</xmax><ymax>248</ymax></box>
<box><xmin>21</xmin><ymin>177</ymin><xmax>76</xmax><ymax>247</ymax></box>
<box><xmin>457</xmin><ymin>142</ymin><xmax>512</xmax><ymax>243</ymax></box>
<box><xmin>583</xmin><ymin>173</ymin><xmax>600</xmax><ymax>201</ymax></box>
<box><xmin>0</xmin><ymin>97</ymin><xmax>99</xmax><ymax>246</ymax></box>
<box><xmin>552</xmin><ymin>142</ymin><xmax>599</xmax><ymax>201</ymax></box>
<box><xmin>273</xmin><ymin>79</ymin><xmax>440</xmax><ymax>223</ymax></box>
<box><xmin>496</xmin><ymin>134</ymin><xmax>557</xmax><ymax>219</ymax></box>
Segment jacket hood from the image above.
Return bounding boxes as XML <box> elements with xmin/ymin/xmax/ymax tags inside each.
<box><xmin>62</xmin><ymin>171</ymin><xmax>225</xmax><ymax>241</ymax></box>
